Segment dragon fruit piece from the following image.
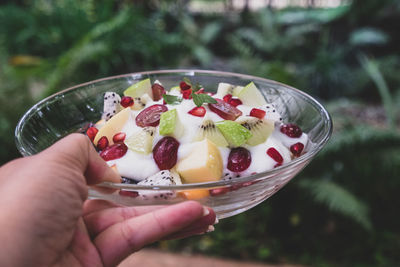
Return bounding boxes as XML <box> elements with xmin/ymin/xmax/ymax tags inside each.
<box><xmin>102</xmin><ymin>92</ymin><xmax>122</xmax><ymax>121</ymax></box>
<box><xmin>137</xmin><ymin>170</ymin><xmax>182</xmax><ymax>200</ymax></box>
<box><xmin>261</xmin><ymin>104</ymin><xmax>283</xmax><ymax>122</ymax></box>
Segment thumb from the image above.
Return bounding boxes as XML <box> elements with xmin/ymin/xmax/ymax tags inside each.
<box><xmin>40</xmin><ymin>133</ymin><xmax>121</xmax><ymax>185</ymax></box>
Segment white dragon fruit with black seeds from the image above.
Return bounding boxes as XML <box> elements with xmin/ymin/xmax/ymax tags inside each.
<box><xmin>221</xmin><ymin>172</ymin><xmax>241</xmax><ymax>181</ymax></box>
<box><xmin>102</xmin><ymin>92</ymin><xmax>121</xmax><ymax>121</ymax></box>
<box><xmin>262</xmin><ymin>104</ymin><xmax>282</xmax><ymax>122</ymax></box>
<box><xmin>137</xmin><ymin>170</ymin><xmax>182</xmax><ymax>200</ymax></box>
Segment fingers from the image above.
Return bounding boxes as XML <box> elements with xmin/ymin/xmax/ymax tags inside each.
<box><xmin>83</xmin><ymin>199</ymin><xmax>120</xmax><ymax>216</ymax></box>
<box><xmin>83</xmin><ymin>200</ymin><xmax>216</xmax><ymax>239</ymax></box>
<box><xmin>162</xmin><ymin>211</ymin><xmax>217</xmax><ymax>240</ymax></box>
<box><xmin>41</xmin><ymin>133</ymin><xmax>121</xmax><ymax>185</ymax></box>
<box><xmin>94</xmin><ymin>201</ymin><xmax>214</xmax><ymax>267</ymax></box>
<box><xmin>84</xmin><ymin>204</ymin><xmax>168</xmax><ymax>238</ymax></box>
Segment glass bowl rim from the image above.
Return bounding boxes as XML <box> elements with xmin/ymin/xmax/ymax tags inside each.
<box><xmin>15</xmin><ymin>69</ymin><xmax>333</xmax><ymax>190</ymax></box>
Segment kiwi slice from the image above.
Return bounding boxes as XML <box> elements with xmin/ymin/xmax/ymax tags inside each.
<box><xmin>193</xmin><ymin>119</ymin><xmax>228</xmax><ymax>147</ymax></box>
<box><xmin>216</xmin><ymin>82</ymin><xmax>243</xmax><ymax>98</ymax></box>
<box><xmin>130</xmin><ymin>93</ymin><xmax>152</xmax><ymax>111</ymax></box>
<box><xmin>125</xmin><ymin>127</ymin><xmax>156</xmax><ymax>154</ymax></box>
<box><xmin>236</xmin><ymin>116</ymin><xmax>274</xmax><ymax>146</ymax></box>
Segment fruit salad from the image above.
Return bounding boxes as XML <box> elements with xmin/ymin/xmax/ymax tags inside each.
<box><xmin>86</xmin><ymin>78</ymin><xmax>308</xmax><ymax>192</ymax></box>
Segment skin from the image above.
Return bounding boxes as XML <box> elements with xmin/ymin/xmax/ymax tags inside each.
<box><xmin>0</xmin><ymin>134</ymin><xmax>216</xmax><ymax>267</ymax></box>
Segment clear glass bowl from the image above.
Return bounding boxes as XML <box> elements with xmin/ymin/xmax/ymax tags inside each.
<box><xmin>15</xmin><ymin>70</ymin><xmax>332</xmax><ymax>219</ymax></box>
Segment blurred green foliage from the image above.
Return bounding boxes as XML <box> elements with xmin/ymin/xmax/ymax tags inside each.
<box><xmin>0</xmin><ymin>0</ymin><xmax>399</xmax><ymax>266</ymax></box>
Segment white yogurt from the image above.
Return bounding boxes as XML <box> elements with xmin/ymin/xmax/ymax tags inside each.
<box><xmin>103</xmin><ymin>84</ymin><xmax>308</xmax><ymax>182</ymax></box>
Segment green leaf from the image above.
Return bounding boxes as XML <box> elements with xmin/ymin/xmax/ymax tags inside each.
<box><xmin>298</xmin><ymin>178</ymin><xmax>372</xmax><ymax>231</ymax></box>
<box><xmin>162</xmin><ymin>94</ymin><xmax>182</xmax><ymax>105</ymax></box>
<box><xmin>182</xmin><ymin>77</ymin><xmax>203</xmax><ymax>92</ymax></box>
<box><xmin>192</xmin><ymin>93</ymin><xmax>217</xmax><ymax>107</ymax></box>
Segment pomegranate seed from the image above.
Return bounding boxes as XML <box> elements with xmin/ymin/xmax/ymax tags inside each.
<box><xmin>180</xmin><ymin>81</ymin><xmax>191</xmax><ymax>91</ymax></box>
<box><xmin>227</xmin><ymin>147</ymin><xmax>252</xmax><ymax>172</ymax></box>
<box><xmin>208</xmin><ymin>99</ymin><xmax>242</xmax><ymax>120</ymax></box>
<box><xmin>209</xmin><ymin>187</ymin><xmax>230</xmax><ymax>196</ymax></box>
<box><xmin>182</xmin><ymin>88</ymin><xmax>192</xmax><ymax>99</ymax></box>
<box><xmin>86</xmin><ymin>127</ymin><xmax>98</xmax><ymax>142</ymax></box>
<box><xmin>280</xmin><ymin>123</ymin><xmax>302</xmax><ymax>138</ymax></box>
<box><xmin>113</xmin><ymin>132</ymin><xmax>126</xmax><ymax>143</ymax></box>
<box><xmin>136</xmin><ymin>104</ymin><xmax>168</xmax><ymax>127</ymax></box>
<box><xmin>120</xmin><ymin>96</ymin><xmax>134</xmax><ymax>108</ymax></box>
<box><xmin>188</xmin><ymin>106</ymin><xmax>206</xmax><ymax>117</ymax></box>
<box><xmin>290</xmin><ymin>142</ymin><xmax>304</xmax><ymax>157</ymax></box>
<box><xmin>97</xmin><ymin>136</ymin><xmax>109</xmax><ymax>150</ymax></box>
<box><xmin>100</xmin><ymin>142</ymin><xmax>128</xmax><ymax>161</ymax></box>
<box><xmin>267</xmin><ymin>147</ymin><xmax>283</xmax><ymax>166</ymax></box>
<box><xmin>119</xmin><ymin>190</ymin><xmax>139</xmax><ymax>198</ymax></box>
<box><xmin>152</xmin><ymin>83</ymin><xmax>166</xmax><ymax>101</ymax></box>
<box><xmin>223</xmin><ymin>94</ymin><xmax>232</xmax><ymax>103</ymax></box>
<box><xmin>249</xmin><ymin>108</ymin><xmax>266</xmax><ymax>119</ymax></box>
<box><xmin>228</xmin><ymin>98</ymin><xmax>242</xmax><ymax>107</ymax></box>
<box><xmin>195</xmin><ymin>88</ymin><xmax>205</xmax><ymax>94</ymax></box>
<box><xmin>153</xmin><ymin>137</ymin><xmax>180</xmax><ymax>170</ymax></box>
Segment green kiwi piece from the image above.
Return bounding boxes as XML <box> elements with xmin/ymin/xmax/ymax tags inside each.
<box><xmin>125</xmin><ymin>127</ymin><xmax>156</xmax><ymax>154</ymax></box>
<box><xmin>193</xmin><ymin>119</ymin><xmax>229</xmax><ymax>147</ymax></box>
<box><xmin>236</xmin><ymin>116</ymin><xmax>274</xmax><ymax>146</ymax></box>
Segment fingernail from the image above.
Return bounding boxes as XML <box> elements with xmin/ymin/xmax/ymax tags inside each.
<box><xmin>214</xmin><ymin>218</ymin><xmax>219</xmax><ymax>225</ymax></box>
<box><xmin>202</xmin><ymin>207</ymin><xmax>210</xmax><ymax>217</ymax></box>
<box><xmin>206</xmin><ymin>225</ymin><xmax>215</xmax><ymax>233</ymax></box>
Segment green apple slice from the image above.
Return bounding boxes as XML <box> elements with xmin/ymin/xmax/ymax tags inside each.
<box><xmin>123</xmin><ymin>78</ymin><xmax>153</xmax><ymax>99</ymax></box>
<box><xmin>236</xmin><ymin>82</ymin><xmax>267</xmax><ymax>106</ymax></box>
<box><xmin>215</xmin><ymin>120</ymin><xmax>252</xmax><ymax>147</ymax></box>
<box><xmin>159</xmin><ymin>109</ymin><xmax>184</xmax><ymax>138</ymax></box>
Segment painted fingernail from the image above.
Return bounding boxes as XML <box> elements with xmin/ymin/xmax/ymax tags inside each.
<box><xmin>202</xmin><ymin>207</ymin><xmax>210</xmax><ymax>217</ymax></box>
<box><xmin>206</xmin><ymin>225</ymin><xmax>215</xmax><ymax>233</ymax></box>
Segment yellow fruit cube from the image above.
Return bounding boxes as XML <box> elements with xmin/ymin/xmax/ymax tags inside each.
<box><xmin>176</xmin><ymin>139</ymin><xmax>223</xmax><ymax>183</ymax></box>
<box><xmin>178</xmin><ymin>189</ymin><xmax>210</xmax><ymax>200</ymax></box>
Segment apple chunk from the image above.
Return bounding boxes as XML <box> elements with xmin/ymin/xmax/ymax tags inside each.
<box><xmin>93</xmin><ymin>108</ymin><xmax>131</xmax><ymax>146</ymax></box>
<box><xmin>176</xmin><ymin>139</ymin><xmax>223</xmax><ymax>183</ymax></box>
<box><xmin>123</xmin><ymin>78</ymin><xmax>153</xmax><ymax>99</ymax></box>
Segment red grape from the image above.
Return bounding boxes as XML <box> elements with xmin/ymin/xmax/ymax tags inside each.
<box><xmin>208</xmin><ymin>99</ymin><xmax>242</xmax><ymax>121</ymax></box>
<box><xmin>152</xmin><ymin>84</ymin><xmax>166</xmax><ymax>101</ymax></box>
<box><xmin>227</xmin><ymin>147</ymin><xmax>251</xmax><ymax>172</ymax></box>
<box><xmin>153</xmin><ymin>137</ymin><xmax>180</xmax><ymax>170</ymax></box>
<box><xmin>136</xmin><ymin>104</ymin><xmax>168</xmax><ymax>127</ymax></box>
<box><xmin>100</xmin><ymin>143</ymin><xmax>128</xmax><ymax>161</ymax></box>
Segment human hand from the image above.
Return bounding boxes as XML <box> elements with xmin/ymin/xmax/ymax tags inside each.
<box><xmin>0</xmin><ymin>134</ymin><xmax>216</xmax><ymax>267</ymax></box>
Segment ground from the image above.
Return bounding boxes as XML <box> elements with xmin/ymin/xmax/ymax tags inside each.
<box><xmin>119</xmin><ymin>248</ymin><xmax>305</xmax><ymax>267</ymax></box>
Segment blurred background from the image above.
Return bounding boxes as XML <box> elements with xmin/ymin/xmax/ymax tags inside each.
<box><xmin>1</xmin><ymin>0</ymin><xmax>399</xmax><ymax>266</ymax></box>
